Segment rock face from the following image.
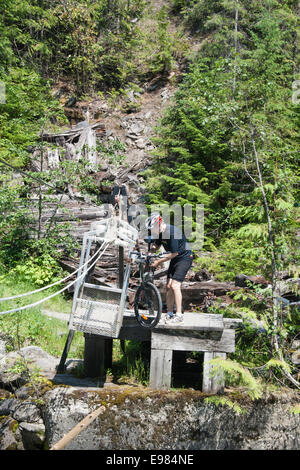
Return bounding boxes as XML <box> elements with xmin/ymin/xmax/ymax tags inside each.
<box><xmin>0</xmin><ymin>397</ymin><xmax>45</xmax><ymax>450</ymax></box>
<box><xmin>0</xmin><ymin>346</ymin><xmax>59</xmax><ymax>391</ymax></box>
<box><xmin>0</xmin><ymin>345</ymin><xmax>299</xmax><ymax>451</ymax></box>
<box><xmin>43</xmin><ymin>387</ymin><xmax>300</xmax><ymax>451</ymax></box>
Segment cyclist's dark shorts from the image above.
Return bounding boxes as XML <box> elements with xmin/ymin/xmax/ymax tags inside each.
<box><xmin>167</xmin><ymin>255</ymin><xmax>193</xmax><ymax>283</ymax></box>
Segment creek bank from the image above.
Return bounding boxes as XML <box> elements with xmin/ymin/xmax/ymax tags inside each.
<box><xmin>0</xmin><ymin>345</ymin><xmax>299</xmax><ymax>450</ymax></box>
<box><xmin>39</xmin><ymin>386</ymin><xmax>300</xmax><ymax>450</ymax></box>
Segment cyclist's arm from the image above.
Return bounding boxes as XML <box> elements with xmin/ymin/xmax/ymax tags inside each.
<box><xmin>154</xmin><ymin>252</ymin><xmax>178</xmax><ymax>266</ymax></box>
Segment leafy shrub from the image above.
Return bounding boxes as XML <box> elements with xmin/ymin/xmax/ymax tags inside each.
<box><xmin>11</xmin><ymin>253</ymin><xmax>63</xmax><ymax>287</ymax></box>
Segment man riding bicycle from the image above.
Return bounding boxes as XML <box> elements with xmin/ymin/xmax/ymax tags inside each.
<box><xmin>144</xmin><ymin>212</ymin><xmax>193</xmax><ymax>324</ymax></box>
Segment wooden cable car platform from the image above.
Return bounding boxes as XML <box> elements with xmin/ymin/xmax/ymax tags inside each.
<box><xmin>82</xmin><ymin>309</ymin><xmax>242</xmax><ymax>393</ymax></box>
<box><xmin>57</xmin><ymin>215</ymin><xmax>242</xmax><ymax>393</ymax></box>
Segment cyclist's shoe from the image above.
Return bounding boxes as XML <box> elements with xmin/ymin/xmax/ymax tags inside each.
<box><xmin>165</xmin><ymin>313</ymin><xmax>184</xmax><ymax>324</ymax></box>
<box><xmin>161</xmin><ymin>312</ymin><xmax>174</xmax><ymax>324</ymax></box>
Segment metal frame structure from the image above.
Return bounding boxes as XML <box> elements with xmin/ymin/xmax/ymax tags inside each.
<box><xmin>57</xmin><ymin>216</ymin><xmax>138</xmax><ymax>372</ymax></box>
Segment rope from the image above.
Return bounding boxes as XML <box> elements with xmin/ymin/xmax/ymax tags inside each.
<box><xmin>0</xmin><ymin>241</ymin><xmax>111</xmax><ymax>316</ymax></box>
<box><xmin>0</xmin><ymin>240</ymin><xmax>107</xmax><ymax>302</ymax></box>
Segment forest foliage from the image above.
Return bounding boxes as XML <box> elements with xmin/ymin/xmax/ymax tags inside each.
<box><xmin>0</xmin><ymin>0</ymin><xmax>299</xmax><ymax>392</ymax></box>
<box><xmin>147</xmin><ymin>0</ymin><xmax>300</xmax><ymax>281</ymax></box>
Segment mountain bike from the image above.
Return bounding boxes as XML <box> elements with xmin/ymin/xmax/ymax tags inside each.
<box><xmin>130</xmin><ymin>251</ymin><xmax>167</xmax><ymax>328</ymax></box>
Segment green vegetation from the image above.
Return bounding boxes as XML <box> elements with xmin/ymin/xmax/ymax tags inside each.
<box><xmin>146</xmin><ymin>0</ymin><xmax>299</xmax><ymax>279</ymax></box>
<box><xmin>0</xmin><ymin>273</ymin><xmax>84</xmax><ymax>357</ymax></box>
<box><xmin>0</xmin><ymin>0</ymin><xmax>299</xmax><ymax>396</ymax></box>
<box><xmin>145</xmin><ymin>0</ymin><xmax>300</xmax><ymax>392</ymax></box>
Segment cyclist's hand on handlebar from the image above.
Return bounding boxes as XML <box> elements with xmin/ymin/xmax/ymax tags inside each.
<box><xmin>151</xmin><ymin>259</ymin><xmax>160</xmax><ymax>269</ymax></box>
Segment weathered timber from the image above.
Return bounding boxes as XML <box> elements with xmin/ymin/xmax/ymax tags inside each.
<box><xmin>34</xmin><ymin>209</ymin><xmax>107</xmax><ymax>222</ymax></box>
<box><xmin>41</xmin><ymin>121</ymin><xmax>105</xmax><ymax>141</ymax></box>
<box><xmin>202</xmin><ymin>352</ymin><xmax>227</xmax><ymax>394</ymax></box>
<box><xmin>83</xmin><ymin>333</ymin><xmax>112</xmax><ymax>381</ymax></box>
<box><xmin>151</xmin><ymin>328</ymin><xmax>235</xmax><ymax>353</ymax></box>
<box><xmin>156</xmin><ymin>280</ymin><xmax>239</xmax><ymax>310</ymax></box>
<box><xmin>154</xmin><ymin>312</ymin><xmax>224</xmax><ymax>334</ymax></box>
<box><xmin>148</xmin><ymin>314</ymin><xmax>241</xmax><ymax>391</ymax></box>
<box><xmin>149</xmin><ymin>350</ymin><xmax>172</xmax><ymax>389</ymax></box>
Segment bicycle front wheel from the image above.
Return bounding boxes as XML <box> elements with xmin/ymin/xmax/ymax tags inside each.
<box><xmin>134</xmin><ymin>282</ymin><xmax>162</xmax><ymax>328</ymax></box>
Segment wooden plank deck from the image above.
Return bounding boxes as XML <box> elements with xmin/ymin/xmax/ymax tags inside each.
<box><xmin>65</xmin><ymin>274</ymin><xmax>242</xmax><ymax>392</ymax></box>
<box><xmin>81</xmin><ymin>309</ymin><xmax>242</xmax><ymax>392</ymax></box>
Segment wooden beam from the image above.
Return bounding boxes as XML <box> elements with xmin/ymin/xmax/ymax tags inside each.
<box><xmin>151</xmin><ymin>328</ymin><xmax>235</xmax><ymax>353</ymax></box>
<box><xmin>56</xmin><ymin>330</ymin><xmax>75</xmax><ymax>373</ymax></box>
<box><xmin>83</xmin><ymin>334</ymin><xmax>112</xmax><ymax>381</ymax></box>
<box><xmin>83</xmin><ymin>283</ymin><xmax>122</xmax><ymax>294</ymax></box>
<box><xmin>149</xmin><ymin>349</ymin><xmax>172</xmax><ymax>389</ymax></box>
<box><xmin>118</xmin><ymin>246</ymin><xmax>124</xmax><ymax>289</ymax></box>
<box><xmin>202</xmin><ymin>352</ymin><xmax>226</xmax><ymax>394</ymax></box>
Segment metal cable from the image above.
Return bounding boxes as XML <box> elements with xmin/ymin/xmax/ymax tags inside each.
<box><xmin>0</xmin><ymin>240</ymin><xmax>107</xmax><ymax>302</ymax></box>
<box><xmin>0</xmin><ymin>241</ymin><xmax>111</xmax><ymax>316</ymax></box>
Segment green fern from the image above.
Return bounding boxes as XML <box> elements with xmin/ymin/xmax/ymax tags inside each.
<box><xmin>207</xmin><ymin>357</ymin><xmax>263</xmax><ymax>400</ymax></box>
<box><xmin>264</xmin><ymin>358</ymin><xmax>292</xmax><ymax>374</ymax></box>
<box><xmin>204</xmin><ymin>396</ymin><xmax>247</xmax><ymax>415</ymax></box>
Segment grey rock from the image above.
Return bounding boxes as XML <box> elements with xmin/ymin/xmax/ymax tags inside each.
<box><xmin>291</xmin><ymin>350</ymin><xmax>300</xmax><ymax>365</ymax></box>
<box><xmin>126</xmin><ymin>132</ymin><xmax>139</xmax><ymax>140</ymax></box>
<box><xmin>0</xmin><ymin>352</ymin><xmax>28</xmax><ymax>389</ymax></box>
<box><xmin>0</xmin><ymin>417</ymin><xmax>24</xmax><ymax>450</ymax></box>
<box><xmin>291</xmin><ymin>341</ymin><xmax>300</xmax><ymax>365</ymax></box>
<box><xmin>135</xmin><ymin>138</ymin><xmax>146</xmax><ymax>149</ymax></box>
<box><xmin>13</xmin><ymin>402</ymin><xmax>41</xmax><ymax>423</ymax></box>
<box><xmin>291</xmin><ymin>340</ymin><xmax>300</xmax><ymax>349</ymax></box>
<box><xmin>16</xmin><ymin>346</ymin><xmax>59</xmax><ymax>375</ymax></box>
<box><xmin>0</xmin><ymin>340</ymin><xmax>6</xmax><ymax>360</ymax></box>
<box><xmin>15</xmin><ymin>386</ymin><xmax>34</xmax><ymax>399</ymax></box>
<box><xmin>43</xmin><ymin>386</ymin><xmax>300</xmax><ymax>451</ymax></box>
<box><xmin>125</xmin><ymin>90</ymin><xmax>135</xmax><ymax>102</ymax></box>
<box><xmin>129</xmin><ymin>122</ymin><xmax>144</xmax><ymax>135</ymax></box>
<box><xmin>0</xmin><ymin>398</ymin><xmax>19</xmax><ymax>416</ymax></box>
<box><xmin>161</xmin><ymin>89</ymin><xmax>170</xmax><ymax>99</ymax></box>
<box><xmin>19</xmin><ymin>422</ymin><xmax>45</xmax><ymax>450</ymax></box>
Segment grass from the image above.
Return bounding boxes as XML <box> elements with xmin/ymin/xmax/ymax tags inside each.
<box><xmin>0</xmin><ymin>273</ymin><xmax>204</xmax><ymax>387</ymax></box>
<box><xmin>111</xmin><ymin>340</ymin><xmax>151</xmax><ymax>386</ymax></box>
<box><xmin>0</xmin><ymin>273</ymin><xmax>84</xmax><ymax>358</ymax></box>
<box><xmin>0</xmin><ymin>273</ymin><xmax>150</xmax><ymax>384</ymax></box>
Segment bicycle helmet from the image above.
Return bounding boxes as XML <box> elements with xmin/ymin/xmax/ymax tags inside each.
<box><xmin>145</xmin><ymin>212</ymin><xmax>163</xmax><ymax>230</ymax></box>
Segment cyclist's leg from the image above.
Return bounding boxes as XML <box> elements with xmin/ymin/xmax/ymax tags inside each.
<box><xmin>172</xmin><ymin>258</ymin><xmax>192</xmax><ymax>284</ymax></box>
<box><xmin>166</xmin><ymin>277</ymin><xmax>174</xmax><ymax>313</ymax></box>
<box><xmin>170</xmin><ymin>279</ymin><xmax>183</xmax><ymax>313</ymax></box>
<box><xmin>166</xmin><ymin>258</ymin><xmax>176</xmax><ymax>313</ymax></box>
<box><xmin>166</xmin><ymin>258</ymin><xmax>192</xmax><ymax>319</ymax></box>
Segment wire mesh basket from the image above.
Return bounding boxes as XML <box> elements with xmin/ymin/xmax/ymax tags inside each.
<box><xmin>68</xmin><ymin>216</ymin><xmax>137</xmax><ymax>338</ymax></box>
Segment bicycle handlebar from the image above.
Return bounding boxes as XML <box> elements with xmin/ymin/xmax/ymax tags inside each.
<box><xmin>130</xmin><ymin>251</ymin><xmax>171</xmax><ymax>264</ymax></box>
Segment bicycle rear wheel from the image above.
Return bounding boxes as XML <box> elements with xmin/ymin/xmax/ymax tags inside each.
<box><xmin>134</xmin><ymin>282</ymin><xmax>162</xmax><ymax>328</ymax></box>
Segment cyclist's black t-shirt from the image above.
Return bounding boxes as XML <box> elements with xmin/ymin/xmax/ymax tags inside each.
<box><xmin>147</xmin><ymin>224</ymin><xmax>192</xmax><ymax>260</ymax></box>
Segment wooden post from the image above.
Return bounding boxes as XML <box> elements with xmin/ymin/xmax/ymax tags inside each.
<box><xmin>118</xmin><ymin>246</ymin><xmax>124</xmax><ymax>289</ymax></box>
<box><xmin>149</xmin><ymin>349</ymin><xmax>173</xmax><ymax>389</ymax></box>
<box><xmin>57</xmin><ymin>330</ymin><xmax>74</xmax><ymax>373</ymax></box>
<box><xmin>83</xmin><ymin>334</ymin><xmax>112</xmax><ymax>383</ymax></box>
<box><xmin>202</xmin><ymin>352</ymin><xmax>226</xmax><ymax>394</ymax></box>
